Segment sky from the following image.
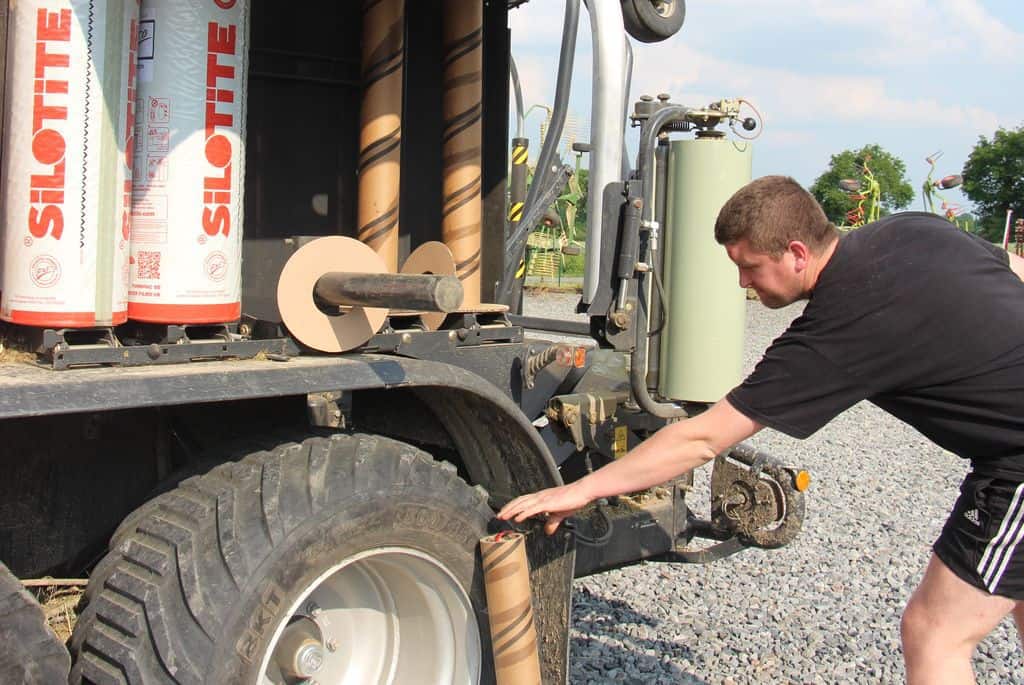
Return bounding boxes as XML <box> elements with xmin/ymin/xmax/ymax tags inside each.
<box><xmin>509</xmin><ymin>0</ymin><xmax>1024</xmax><ymax>216</ymax></box>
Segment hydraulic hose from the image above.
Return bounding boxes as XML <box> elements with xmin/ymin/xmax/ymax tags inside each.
<box><xmin>521</xmin><ymin>0</ymin><xmax>579</xmax><ymax>219</ymax></box>
<box><xmin>629</xmin><ymin>105</ymin><xmax>695</xmax><ymax>418</ymax></box>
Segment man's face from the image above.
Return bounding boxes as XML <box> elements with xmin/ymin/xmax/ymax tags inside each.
<box><xmin>725</xmin><ymin>238</ymin><xmax>805</xmax><ymax>309</ymax></box>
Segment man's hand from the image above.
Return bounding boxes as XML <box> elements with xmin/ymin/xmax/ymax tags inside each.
<box><xmin>497</xmin><ymin>482</ymin><xmax>592</xmax><ymax>535</ymax></box>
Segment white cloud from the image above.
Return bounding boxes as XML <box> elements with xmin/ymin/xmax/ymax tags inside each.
<box><xmin>941</xmin><ymin>0</ymin><xmax>1022</xmax><ymax>61</ymax></box>
<box><xmin>631</xmin><ymin>43</ymin><xmax>1001</xmax><ymax>134</ymax></box>
<box><xmin>704</xmin><ymin>0</ymin><xmax>1020</xmax><ymax>66</ymax></box>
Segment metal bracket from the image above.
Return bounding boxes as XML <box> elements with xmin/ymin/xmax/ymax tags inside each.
<box><xmin>33</xmin><ymin>323</ymin><xmax>298</xmax><ymax>370</ymax></box>
<box><xmin>307</xmin><ymin>391</ymin><xmax>349</xmax><ymax>429</ymax></box>
<box><xmin>546</xmin><ymin>391</ymin><xmax>627</xmax><ymax>454</ymax></box>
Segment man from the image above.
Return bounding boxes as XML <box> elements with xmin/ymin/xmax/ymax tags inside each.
<box><xmin>498</xmin><ymin>175</ymin><xmax>1024</xmax><ymax>684</ymax></box>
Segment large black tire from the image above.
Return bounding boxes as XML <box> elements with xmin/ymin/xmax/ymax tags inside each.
<box><xmin>621</xmin><ymin>0</ymin><xmax>685</xmax><ymax>43</ymax></box>
<box><xmin>69</xmin><ymin>433</ymin><xmax>496</xmax><ymax>684</ymax></box>
<box><xmin>0</xmin><ymin>561</ymin><xmax>71</xmax><ymax>684</ymax></box>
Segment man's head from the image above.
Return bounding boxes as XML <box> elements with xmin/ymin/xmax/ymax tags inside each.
<box><xmin>715</xmin><ymin>175</ymin><xmax>839</xmax><ymax>308</ymax></box>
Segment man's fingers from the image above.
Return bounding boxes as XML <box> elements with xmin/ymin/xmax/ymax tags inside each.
<box><xmin>544</xmin><ymin>513</ymin><xmax>566</xmax><ymax>535</ymax></box>
<box><xmin>499</xmin><ymin>492</ymin><xmax>548</xmax><ymax>521</ymax></box>
<box><xmin>497</xmin><ymin>495</ymin><xmax>531</xmax><ymax>520</ymax></box>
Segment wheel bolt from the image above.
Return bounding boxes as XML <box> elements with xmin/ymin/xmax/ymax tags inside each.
<box><xmin>294</xmin><ymin>643</ymin><xmax>324</xmax><ymax>677</ymax></box>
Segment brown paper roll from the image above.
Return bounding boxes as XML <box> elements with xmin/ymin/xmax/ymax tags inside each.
<box><xmin>359</xmin><ymin>0</ymin><xmax>404</xmax><ymax>271</ymax></box>
<box><xmin>399</xmin><ymin>241</ymin><xmax>458</xmax><ymax>330</ymax></box>
<box><xmin>480</xmin><ymin>532</ymin><xmax>542</xmax><ymax>685</ymax></box>
<box><xmin>441</xmin><ymin>0</ymin><xmax>483</xmax><ymax>307</ymax></box>
<box><xmin>277</xmin><ymin>236</ymin><xmax>388</xmax><ymax>353</ymax></box>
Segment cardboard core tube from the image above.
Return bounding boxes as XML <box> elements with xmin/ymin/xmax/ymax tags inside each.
<box><xmin>480</xmin><ymin>532</ymin><xmax>542</xmax><ymax>685</ymax></box>
<box><xmin>359</xmin><ymin>0</ymin><xmax>404</xmax><ymax>270</ymax></box>
<box><xmin>441</xmin><ymin>0</ymin><xmax>483</xmax><ymax>306</ymax></box>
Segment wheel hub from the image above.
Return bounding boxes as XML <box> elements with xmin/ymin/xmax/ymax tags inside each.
<box><xmin>258</xmin><ymin>547</ymin><xmax>480</xmax><ymax>684</ymax></box>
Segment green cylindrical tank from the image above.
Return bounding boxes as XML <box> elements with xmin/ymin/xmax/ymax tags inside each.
<box><xmin>657</xmin><ymin>138</ymin><xmax>752</xmax><ymax>402</ymax></box>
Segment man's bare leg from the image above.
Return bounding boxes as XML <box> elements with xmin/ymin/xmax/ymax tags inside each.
<box><xmin>901</xmin><ymin>554</ymin><xmax>1016</xmax><ymax>685</ymax></box>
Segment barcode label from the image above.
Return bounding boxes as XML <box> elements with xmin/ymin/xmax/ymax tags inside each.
<box><xmin>136</xmin><ymin>250</ymin><xmax>161</xmax><ymax>280</ymax></box>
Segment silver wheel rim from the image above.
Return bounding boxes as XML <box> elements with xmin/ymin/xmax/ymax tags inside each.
<box><xmin>653</xmin><ymin>0</ymin><xmax>674</xmax><ymax>18</ymax></box>
<box><xmin>257</xmin><ymin>547</ymin><xmax>481</xmax><ymax>684</ymax></box>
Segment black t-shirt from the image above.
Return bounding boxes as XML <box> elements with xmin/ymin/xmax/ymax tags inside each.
<box><xmin>728</xmin><ymin>212</ymin><xmax>1024</xmax><ymax>478</ymax></box>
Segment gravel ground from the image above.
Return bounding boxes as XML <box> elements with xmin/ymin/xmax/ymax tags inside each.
<box><xmin>523</xmin><ymin>290</ymin><xmax>1024</xmax><ymax>685</ymax></box>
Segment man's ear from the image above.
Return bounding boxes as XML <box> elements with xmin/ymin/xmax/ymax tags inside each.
<box><xmin>788</xmin><ymin>240</ymin><xmax>811</xmax><ymax>272</ymax></box>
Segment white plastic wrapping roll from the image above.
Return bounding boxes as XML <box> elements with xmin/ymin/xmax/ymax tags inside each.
<box><xmin>128</xmin><ymin>0</ymin><xmax>249</xmax><ymax>323</ymax></box>
<box><xmin>1</xmin><ymin>0</ymin><xmax>138</xmax><ymax>327</ymax></box>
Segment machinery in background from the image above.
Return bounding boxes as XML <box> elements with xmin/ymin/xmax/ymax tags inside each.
<box><xmin>922</xmin><ymin>150</ymin><xmax>967</xmax><ymax>228</ymax></box>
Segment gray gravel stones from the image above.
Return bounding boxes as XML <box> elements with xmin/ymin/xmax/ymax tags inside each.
<box><xmin>523</xmin><ymin>292</ymin><xmax>1024</xmax><ymax>684</ymax></box>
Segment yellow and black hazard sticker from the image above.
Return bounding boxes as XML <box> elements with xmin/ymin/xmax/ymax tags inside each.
<box><xmin>614</xmin><ymin>425</ymin><xmax>628</xmax><ymax>458</ymax></box>
<box><xmin>508</xmin><ymin>201</ymin><xmax>524</xmax><ymax>223</ymax></box>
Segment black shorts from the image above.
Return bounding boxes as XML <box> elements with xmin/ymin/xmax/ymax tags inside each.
<box><xmin>934</xmin><ymin>472</ymin><xmax>1024</xmax><ymax>600</ymax></box>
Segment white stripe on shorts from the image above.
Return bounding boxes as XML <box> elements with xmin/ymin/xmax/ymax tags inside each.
<box><xmin>978</xmin><ymin>482</ymin><xmax>1024</xmax><ymax>593</ymax></box>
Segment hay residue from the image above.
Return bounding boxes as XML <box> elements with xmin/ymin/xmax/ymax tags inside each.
<box><xmin>0</xmin><ymin>326</ymin><xmax>38</xmax><ymax>364</ymax></box>
<box><xmin>30</xmin><ymin>584</ymin><xmax>84</xmax><ymax>643</ymax></box>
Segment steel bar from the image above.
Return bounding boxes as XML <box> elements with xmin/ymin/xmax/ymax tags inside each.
<box><xmin>314</xmin><ymin>272</ymin><xmax>463</xmax><ymax>312</ymax></box>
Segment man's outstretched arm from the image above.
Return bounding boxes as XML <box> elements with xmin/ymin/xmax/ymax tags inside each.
<box><xmin>497</xmin><ymin>398</ymin><xmax>763</xmax><ymax>534</ymax></box>
<box><xmin>1008</xmin><ymin>251</ymin><xmax>1024</xmax><ymax>281</ymax></box>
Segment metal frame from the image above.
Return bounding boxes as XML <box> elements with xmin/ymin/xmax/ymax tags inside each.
<box><xmin>582</xmin><ymin>0</ymin><xmax>628</xmax><ymax>305</ymax></box>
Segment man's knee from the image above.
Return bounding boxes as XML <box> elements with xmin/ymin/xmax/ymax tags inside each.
<box><xmin>900</xmin><ymin>596</ymin><xmax>932</xmax><ymax>650</ymax></box>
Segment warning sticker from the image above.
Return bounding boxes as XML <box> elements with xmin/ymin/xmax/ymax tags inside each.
<box><xmin>148</xmin><ymin>97</ymin><xmax>170</xmax><ymax>124</ymax></box>
<box><xmin>147</xmin><ymin>126</ymin><xmax>169</xmax><ymax>153</ymax></box>
<box><xmin>146</xmin><ymin>155</ymin><xmax>168</xmax><ymax>184</ymax></box>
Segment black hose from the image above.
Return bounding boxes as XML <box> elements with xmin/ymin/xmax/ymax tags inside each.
<box><xmin>522</xmin><ymin>0</ymin><xmax>579</xmax><ymax>218</ymax></box>
<box><xmin>630</xmin><ymin>106</ymin><xmax>695</xmax><ymax>418</ymax></box>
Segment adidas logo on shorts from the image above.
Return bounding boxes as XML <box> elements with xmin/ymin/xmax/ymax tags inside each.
<box><xmin>964</xmin><ymin>509</ymin><xmax>980</xmax><ymax>526</ymax></box>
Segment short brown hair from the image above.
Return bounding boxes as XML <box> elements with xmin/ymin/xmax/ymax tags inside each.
<box><xmin>714</xmin><ymin>175</ymin><xmax>838</xmax><ymax>255</ymax></box>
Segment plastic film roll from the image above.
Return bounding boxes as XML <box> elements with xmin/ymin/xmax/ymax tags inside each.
<box><xmin>480</xmin><ymin>532</ymin><xmax>542</xmax><ymax>685</ymax></box>
<box><xmin>441</xmin><ymin>0</ymin><xmax>483</xmax><ymax>306</ymax></box>
<box><xmin>1</xmin><ymin>0</ymin><xmax>138</xmax><ymax>327</ymax></box>
<box><xmin>128</xmin><ymin>0</ymin><xmax>250</xmax><ymax>323</ymax></box>
<box><xmin>358</xmin><ymin>0</ymin><xmax>403</xmax><ymax>270</ymax></box>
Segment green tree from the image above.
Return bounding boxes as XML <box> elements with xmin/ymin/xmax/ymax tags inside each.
<box><xmin>810</xmin><ymin>144</ymin><xmax>915</xmax><ymax>225</ymax></box>
<box><xmin>961</xmin><ymin>126</ymin><xmax>1024</xmax><ymax>241</ymax></box>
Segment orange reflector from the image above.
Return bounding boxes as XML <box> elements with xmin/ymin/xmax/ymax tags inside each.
<box><xmin>573</xmin><ymin>346</ymin><xmax>587</xmax><ymax>368</ymax></box>
<box><xmin>794</xmin><ymin>470</ymin><xmax>811</xmax><ymax>492</ymax></box>
<box><xmin>555</xmin><ymin>345</ymin><xmax>588</xmax><ymax>368</ymax></box>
